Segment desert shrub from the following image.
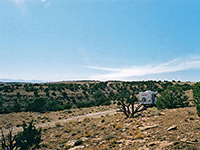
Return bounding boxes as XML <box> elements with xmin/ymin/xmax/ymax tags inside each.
<box><xmin>109</xmin><ymin>138</ymin><xmax>117</xmax><ymax>145</ymax></box>
<box><xmin>192</xmin><ymin>99</ymin><xmax>200</xmax><ymax>117</ymax></box>
<box><xmin>0</xmin><ymin>99</ymin><xmax>2</xmax><ymax>107</ymax></box>
<box><xmin>193</xmin><ymin>82</ymin><xmax>200</xmax><ymax>99</ymax></box>
<box><xmin>55</xmin><ymin>122</ymin><xmax>62</xmax><ymax>127</ymax></box>
<box><xmin>12</xmin><ymin>102</ymin><xmax>21</xmax><ymax>112</ymax></box>
<box><xmin>0</xmin><ymin>106</ymin><xmax>11</xmax><ymax>114</ymax></box>
<box><xmin>115</xmin><ymin>124</ymin><xmax>122</xmax><ymax>130</ymax></box>
<box><xmin>93</xmin><ymin>89</ymin><xmax>111</xmax><ymax>106</ymax></box>
<box><xmin>64</xmin><ymin>103</ymin><xmax>72</xmax><ymax>109</ymax></box>
<box><xmin>2</xmin><ymin>85</ymin><xmax>12</xmax><ymax>93</ymax></box>
<box><xmin>116</xmin><ymin>86</ymin><xmax>139</xmax><ymax>117</ymax></box>
<box><xmin>45</xmin><ymin>91</ymin><xmax>50</xmax><ymax>97</ymax></box>
<box><xmin>44</xmin><ymin>88</ymin><xmax>49</xmax><ymax>93</ymax></box>
<box><xmin>67</xmin><ymin>110</ymin><xmax>72</xmax><ymax>113</ymax></box>
<box><xmin>74</xmin><ymin>139</ymin><xmax>83</xmax><ymax>146</ymax></box>
<box><xmin>25</xmin><ymin>98</ymin><xmax>47</xmax><ymax>112</ymax></box>
<box><xmin>52</xmin><ymin>92</ymin><xmax>56</xmax><ymax>96</ymax></box>
<box><xmin>34</xmin><ymin>89</ymin><xmax>39</xmax><ymax>97</ymax></box>
<box><xmin>76</xmin><ymin>101</ymin><xmax>96</xmax><ymax>108</ymax></box>
<box><xmin>1</xmin><ymin>128</ymin><xmax>16</xmax><ymax>150</ymax></box>
<box><xmin>15</xmin><ymin>121</ymin><xmax>42</xmax><ymax>150</ymax></box>
<box><xmin>85</xmin><ymin>130</ymin><xmax>93</xmax><ymax>137</ymax></box>
<box><xmin>62</xmin><ymin>92</ymin><xmax>68</xmax><ymax>99</ymax></box>
<box><xmin>1</xmin><ymin>121</ymin><xmax>42</xmax><ymax>150</ymax></box>
<box><xmin>156</xmin><ymin>87</ymin><xmax>189</xmax><ymax>109</ymax></box>
<box><xmin>192</xmin><ymin>83</ymin><xmax>200</xmax><ymax>117</ymax></box>
<box><xmin>76</xmin><ymin>102</ymin><xmax>85</xmax><ymax>108</ymax></box>
<box><xmin>46</xmin><ymin>100</ymin><xmax>63</xmax><ymax>111</ymax></box>
<box><xmin>106</xmin><ymin>135</ymin><xmax>115</xmax><ymax>140</ymax></box>
<box><xmin>102</xmin><ymin>100</ymin><xmax>111</xmax><ymax>106</ymax></box>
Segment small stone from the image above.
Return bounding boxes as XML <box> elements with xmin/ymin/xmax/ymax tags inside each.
<box><xmin>191</xmin><ymin>139</ymin><xmax>198</xmax><ymax>142</ymax></box>
<box><xmin>139</xmin><ymin>125</ymin><xmax>159</xmax><ymax>131</ymax></box>
<box><xmin>69</xmin><ymin>145</ymin><xmax>84</xmax><ymax>150</ymax></box>
<box><xmin>148</xmin><ymin>141</ymin><xmax>160</xmax><ymax>146</ymax></box>
<box><xmin>177</xmin><ymin>136</ymin><xmax>180</xmax><ymax>140</ymax></box>
<box><xmin>167</xmin><ymin>125</ymin><xmax>177</xmax><ymax>131</ymax></box>
<box><xmin>66</xmin><ymin>140</ymin><xmax>76</xmax><ymax>147</ymax></box>
<box><xmin>118</xmin><ymin>139</ymin><xmax>125</xmax><ymax>144</ymax></box>
<box><xmin>158</xmin><ymin>112</ymin><xmax>165</xmax><ymax>115</ymax></box>
<box><xmin>180</xmin><ymin>138</ymin><xmax>187</xmax><ymax>142</ymax></box>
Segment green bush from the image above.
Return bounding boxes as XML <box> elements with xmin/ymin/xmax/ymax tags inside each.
<box><xmin>156</xmin><ymin>87</ymin><xmax>189</xmax><ymax>109</ymax></box>
<box><xmin>12</xmin><ymin>102</ymin><xmax>21</xmax><ymax>112</ymax></box>
<box><xmin>102</xmin><ymin>100</ymin><xmax>111</xmax><ymax>106</ymax></box>
<box><xmin>1</xmin><ymin>121</ymin><xmax>42</xmax><ymax>150</ymax></box>
<box><xmin>192</xmin><ymin>99</ymin><xmax>200</xmax><ymax>117</ymax></box>
<box><xmin>15</xmin><ymin>121</ymin><xmax>42</xmax><ymax>150</ymax></box>
<box><xmin>193</xmin><ymin>83</ymin><xmax>200</xmax><ymax>117</ymax></box>
<box><xmin>26</xmin><ymin>98</ymin><xmax>47</xmax><ymax>113</ymax></box>
<box><xmin>64</xmin><ymin>103</ymin><xmax>72</xmax><ymax>109</ymax></box>
<box><xmin>46</xmin><ymin>100</ymin><xmax>63</xmax><ymax>111</ymax></box>
<box><xmin>193</xmin><ymin>82</ymin><xmax>200</xmax><ymax>99</ymax></box>
<box><xmin>105</xmin><ymin>135</ymin><xmax>115</xmax><ymax>140</ymax></box>
<box><xmin>1</xmin><ymin>128</ymin><xmax>16</xmax><ymax>150</ymax></box>
<box><xmin>0</xmin><ymin>106</ymin><xmax>11</xmax><ymax>114</ymax></box>
<box><xmin>74</xmin><ymin>139</ymin><xmax>83</xmax><ymax>146</ymax></box>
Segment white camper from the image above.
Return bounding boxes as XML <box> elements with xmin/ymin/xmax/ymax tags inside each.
<box><xmin>139</xmin><ymin>90</ymin><xmax>157</xmax><ymax>105</ymax></box>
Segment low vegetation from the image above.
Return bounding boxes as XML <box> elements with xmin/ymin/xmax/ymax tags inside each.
<box><xmin>156</xmin><ymin>86</ymin><xmax>189</xmax><ymax>109</ymax></box>
<box><xmin>0</xmin><ymin>80</ymin><xmax>199</xmax><ymax>149</ymax></box>
<box><xmin>193</xmin><ymin>82</ymin><xmax>200</xmax><ymax>117</ymax></box>
<box><xmin>0</xmin><ymin>80</ymin><xmax>193</xmax><ymax>114</ymax></box>
<box><xmin>1</xmin><ymin>121</ymin><xmax>42</xmax><ymax>150</ymax></box>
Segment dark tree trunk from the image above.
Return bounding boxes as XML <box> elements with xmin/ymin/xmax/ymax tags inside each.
<box><xmin>131</xmin><ymin>102</ymin><xmax>135</xmax><ymax>117</ymax></box>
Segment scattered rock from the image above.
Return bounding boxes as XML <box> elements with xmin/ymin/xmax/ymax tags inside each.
<box><xmin>148</xmin><ymin>141</ymin><xmax>160</xmax><ymax>146</ymax></box>
<box><xmin>158</xmin><ymin>112</ymin><xmax>165</xmax><ymax>116</ymax></box>
<box><xmin>69</xmin><ymin>145</ymin><xmax>84</xmax><ymax>150</ymax></box>
<box><xmin>118</xmin><ymin>139</ymin><xmax>125</xmax><ymax>144</ymax></box>
<box><xmin>124</xmin><ymin>140</ymin><xmax>134</xmax><ymax>146</ymax></box>
<box><xmin>180</xmin><ymin>138</ymin><xmax>187</xmax><ymax>142</ymax></box>
<box><xmin>66</xmin><ymin>140</ymin><xmax>76</xmax><ymax>147</ymax></box>
<box><xmin>91</xmin><ymin>138</ymin><xmax>102</xmax><ymax>143</ymax></box>
<box><xmin>81</xmin><ymin>137</ymin><xmax>88</xmax><ymax>142</ymax></box>
<box><xmin>147</xmin><ymin>141</ymin><xmax>174</xmax><ymax>148</ymax></box>
<box><xmin>192</xmin><ymin>139</ymin><xmax>198</xmax><ymax>142</ymax></box>
<box><xmin>122</xmin><ymin>128</ymin><xmax>126</xmax><ymax>132</ymax></box>
<box><xmin>139</xmin><ymin>146</ymin><xmax>150</xmax><ymax>150</ymax></box>
<box><xmin>160</xmin><ymin>141</ymin><xmax>174</xmax><ymax>148</ymax></box>
<box><xmin>139</xmin><ymin>125</ymin><xmax>159</xmax><ymax>131</ymax></box>
<box><xmin>167</xmin><ymin>125</ymin><xmax>177</xmax><ymax>131</ymax></box>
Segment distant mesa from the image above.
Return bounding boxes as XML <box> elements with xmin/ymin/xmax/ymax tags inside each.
<box><xmin>0</xmin><ymin>78</ymin><xmax>46</xmax><ymax>83</ymax></box>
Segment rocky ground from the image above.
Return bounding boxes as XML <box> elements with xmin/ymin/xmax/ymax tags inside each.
<box><xmin>1</xmin><ymin>105</ymin><xmax>200</xmax><ymax>150</ymax></box>
<box><xmin>0</xmin><ymin>105</ymin><xmax>117</xmax><ymax>129</ymax></box>
<box><xmin>40</xmin><ymin>106</ymin><xmax>200</xmax><ymax>150</ymax></box>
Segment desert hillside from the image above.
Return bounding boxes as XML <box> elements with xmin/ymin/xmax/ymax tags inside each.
<box><xmin>0</xmin><ymin>81</ymin><xmax>200</xmax><ymax>150</ymax></box>
<box><xmin>0</xmin><ymin>80</ymin><xmax>193</xmax><ymax>114</ymax></box>
<box><xmin>1</xmin><ymin>105</ymin><xmax>200</xmax><ymax>150</ymax></box>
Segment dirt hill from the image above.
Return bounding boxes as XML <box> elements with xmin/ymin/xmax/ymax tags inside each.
<box><xmin>1</xmin><ymin>105</ymin><xmax>199</xmax><ymax>150</ymax></box>
<box><xmin>0</xmin><ymin>80</ymin><xmax>193</xmax><ymax>114</ymax></box>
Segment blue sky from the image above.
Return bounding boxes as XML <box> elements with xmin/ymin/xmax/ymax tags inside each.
<box><xmin>0</xmin><ymin>0</ymin><xmax>200</xmax><ymax>82</ymax></box>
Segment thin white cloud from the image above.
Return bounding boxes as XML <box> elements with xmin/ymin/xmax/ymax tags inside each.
<box><xmin>41</xmin><ymin>0</ymin><xmax>46</xmax><ymax>2</ymax></box>
<box><xmin>88</xmin><ymin>57</ymin><xmax>200</xmax><ymax>81</ymax></box>
<box><xmin>12</xmin><ymin>0</ymin><xmax>27</xmax><ymax>14</ymax></box>
<box><xmin>44</xmin><ymin>2</ymin><xmax>51</xmax><ymax>8</ymax></box>
<box><xmin>87</xmin><ymin>66</ymin><xmax>121</xmax><ymax>72</ymax></box>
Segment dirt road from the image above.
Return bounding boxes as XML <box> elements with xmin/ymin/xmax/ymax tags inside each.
<box><xmin>1</xmin><ymin>109</ymin><xmax>118</xmax><ymax>136</ymax></box>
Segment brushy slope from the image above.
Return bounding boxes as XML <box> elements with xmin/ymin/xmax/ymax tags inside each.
<box><xmin>0</xmin><ymin>80</ymin><xmax>193</xmax><ymax>113</ymax></box>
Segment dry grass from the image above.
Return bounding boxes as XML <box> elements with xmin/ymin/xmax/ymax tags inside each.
<box><xmin>55</xmin><ymin>122</ymin><xmax>62</xmax><ymax>127</ymax></box>
<box><xmin>1</xmin><ymin>106</ymin><xmax>200</xmax><ymax>150</ymax></box>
